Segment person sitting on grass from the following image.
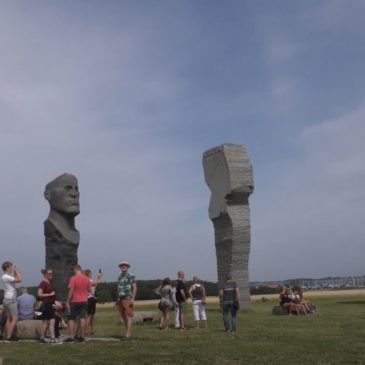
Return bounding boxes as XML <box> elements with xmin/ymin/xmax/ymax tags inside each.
<box><xmin>279</xmin><ymin>288</ymin><xmax>301</xmax><ymax>315</ymax></box>
<box><xmin>296</xmin><ymin>288</ymin><xmax>314</xmax><ymax>314</ymax></box>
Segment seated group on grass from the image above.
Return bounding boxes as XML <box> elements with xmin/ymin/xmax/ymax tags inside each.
<box><xmin>279</xmin><ymin>287</ymin><xmax>314</xmax><ymax>315</ymax></box>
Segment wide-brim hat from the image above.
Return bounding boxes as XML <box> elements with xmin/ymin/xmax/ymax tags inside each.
<box><xmin>118</xmin><ymin>261</ymin><xmax>130</xmax><ymax>268</ymax></box>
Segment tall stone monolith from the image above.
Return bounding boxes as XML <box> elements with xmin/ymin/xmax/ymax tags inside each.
<box><xmin>43</xmin><ymin>173</ymin><xmax>80</xmax><ymax>301</ymax></box>
<box><xmin>203</xmin><ymin>144</ymin><xmax>254</xmax><ymax>310</ymax></box>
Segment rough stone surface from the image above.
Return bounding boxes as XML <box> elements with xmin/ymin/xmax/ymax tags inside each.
<box><xmin>132</xmin><ymin>311</ymin><xmax>160</xmax><ymax>324</ymax></box>
<box><xmin>203</xmin><ymin>144</ymin><xmax>254</xmax><ymax>310</ymax></box>
<box><xmin>44</xmin><ymin>173</ymin><xmax>80</xmax><ymax>301</ymax></box>
<box><xmin>15</xmin><ymin>320</ymin><xmax>42</xmax><ymax>339</ymax></box>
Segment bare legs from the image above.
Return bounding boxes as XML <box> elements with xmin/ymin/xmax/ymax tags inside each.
<box><xmin>40</xmin><ymin>319</ymin><xmax>55</xmax><ymax>340</ymax></box>
<box><xmin>87</xmin><ymin>314</ymin><xmax>96</xmax><ymax>334</ymax></box>
<box><xmin>68</xmin><ymin>318</ymin><xmax>86</xmax><ymax>338</ymax></box>
<box><xmin>5</xmin><ymin>313</ymin><xmax>18</xmax><ymax>340</ymax></box>
<box><xmin>160</xmin><ymin>310</ymin><xmax>170</xmax><ymax>330</ymax></box>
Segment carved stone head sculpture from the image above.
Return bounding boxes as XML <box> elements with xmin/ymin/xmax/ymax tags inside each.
<box><xmin>44</xmin><ymin>173</ymin><xmax>80</xmax><ymax>301</ymax></box>
<box><xmin>44</xmin><ymin>173</ymin><xmax>80</xmax><ymax>217</ymax></box>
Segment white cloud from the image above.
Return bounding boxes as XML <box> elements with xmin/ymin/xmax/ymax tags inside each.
<box><xmin>0</xmin><ymin>4</ymin><xmax>216</xmax><ymax>285</ymax></box>
<box><xmin>251</xmin><ymin>103</ymin><xmax>365</xmax><ymax>280</ymax></box>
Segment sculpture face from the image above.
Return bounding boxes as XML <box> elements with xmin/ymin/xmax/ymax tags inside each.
<box><xmin>203</xmin><ymin>144</ymin><xmax>254</xmax><ymax>220</ymax></box>
<box><xmin>45</xmin><ymin>174</ymin><xmax>80</xmax><ymax>216</ymax></box>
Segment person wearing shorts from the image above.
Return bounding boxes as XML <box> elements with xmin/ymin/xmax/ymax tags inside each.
<box><xmin>189</xmin><ymin>276</ymin><xmax>207</xmax><ymax>328</ymax></box>
<box><xmin>37</xmin><ymin>268</ymin><xmax>60</xmax><ymax>344</ymax></box>
<box><xmin>84</xmin><ymin>269</ymin><xmax>103</xmax><ymax>335</ymax></box>
<box><xmin>64</xmin><ymin>265</ymin><xmax>91</xmax><ymax>343</ymax></box>
<box><xmin>117</xmin><ymin>261</ymin><xmax>137</xmax><ymax>339</ymax></box>
<box><xmin>1</xmin><ymin>261</ymin><xmax>22</xmax><ymax>342</ymax></box>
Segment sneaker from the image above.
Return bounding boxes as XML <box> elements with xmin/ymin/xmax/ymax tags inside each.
<box><xmin>75</xmin><ymin>336</ymin><xmax>85</xmax><ymax>343</ymax></box>
<box><xmin>120</xmin><ymin>336</ymin><xmax>132</xmax><ymax>341</ymax></box>
<box><xmin>5</xmin><ymin>337</ymin><xmax>18</xmax><ymax>342</ymax></box>
<box><xmin>39</xmin><ymin>338</ymin><xmax>48</xmax><ymax>344</ymax></box>
<box><xmin>50</xmin><ymin>338</ymin><xmax>62</xmax><ymax>345</ymax></box>
<box><xmin>63</xmin><ymin>337</ymin><xmax>74</xmax><ymax>343</ymax></box>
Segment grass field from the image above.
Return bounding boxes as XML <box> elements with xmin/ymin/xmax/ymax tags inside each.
<box><xmin>1</xmin><ymin>293</ymin><xmax>365</xmax><ymax>365</ymax></box>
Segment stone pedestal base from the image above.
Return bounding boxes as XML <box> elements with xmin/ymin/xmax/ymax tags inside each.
<box><xmin>132</xmin><ymin>311</ymin><xmax>160</xmax><ymax>324</ymax></box>
<box><xmin>15</xmin><ymin>320</ymin><xmax>42</xmax><ymax>339</ymax></box>
<box><xmin>12</xmin><ymin>311</ymin><xmax>160</xmax><ymax>340</ymax></box>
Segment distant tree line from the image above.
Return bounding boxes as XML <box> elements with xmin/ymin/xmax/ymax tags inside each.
<box><xmin>250</xmin><ymin>286</ymin><xmax>282</xmax><ymax>295</ymax></box>
<box><xmin>0</xmin><ymin>281</ymin><xmax>286</xmax><ymax>303</ymax></box>
<box><xmin>0</xmin><ymin>280</ymin><xmax>219</xmax><ymax>304</ymax></box>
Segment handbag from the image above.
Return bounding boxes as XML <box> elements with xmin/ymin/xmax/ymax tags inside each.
<box><xmin>35</xmin><ymin>301</ymin><xmax>45</xmax><ymax>317</ymax></box>
<box><xmin>35</xmin><ymin>301</ymin><xmax>44</xmax><ymax>311</ymax></box>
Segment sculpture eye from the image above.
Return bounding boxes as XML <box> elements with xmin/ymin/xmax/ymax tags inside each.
<box><xmin>64</xmin><ymin>185</ymin><xmax>72</xmax><ymax>192</ymax></box>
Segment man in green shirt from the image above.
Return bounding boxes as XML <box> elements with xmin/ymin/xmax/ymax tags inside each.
<box><xmin>117</xmin><ymin>261</ymin><xmax>137</xmax><ymax>339</ymax></box>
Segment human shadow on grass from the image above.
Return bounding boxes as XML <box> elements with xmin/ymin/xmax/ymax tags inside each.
<box><xmin>336</xmin><ymin>300</ymin><xmax>365</xmax><ymax>305</ymax></box>
<box><xmin>110</xmin><ymin>335</ymin><xmax>159</xmax><ymax>342</ymax></box>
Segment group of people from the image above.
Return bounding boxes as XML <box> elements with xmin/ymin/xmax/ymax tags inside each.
<box><xmin>154</xmin><ymin>272</ymin><xmax>240</xmax><ymax>334</ymax></box>
<box><xmin>1</xmin><ymin>261</ymin><xmax>103</xmax><ymax>343</ymax></box>
<box><xmin>155</xmin><ymin>272</ymin><xmax>208</xmax><ymax>330</ymax></box>
<box><xmin>279</xmin><ymin>287</ymin><xmax>314</xmax><ymax>315</ymax></box>
<box><xmin>1</xmin><ymin>259</ymin><xmax>241</xmax><ymax>343</ymax></box>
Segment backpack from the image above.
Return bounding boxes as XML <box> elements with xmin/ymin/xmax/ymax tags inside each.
<box><xmin>192</xmin><ymin>285</ymin><xmax>203</xmax><ymax>300</ymax></box>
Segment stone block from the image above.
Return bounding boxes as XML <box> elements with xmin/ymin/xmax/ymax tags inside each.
<box><xmin>15</xmin><ymin>320</ymin><xmax>42</xmax><ymax>339</ymax></box>
<box><xmin>132</xmin><ymin>311</ymin><xmax>160</xmax><ymax>324</ymax></box>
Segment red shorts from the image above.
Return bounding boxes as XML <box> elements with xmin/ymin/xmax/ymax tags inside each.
<box><xmin>117</xmin><ymin>298</ymin><xmax>134</xmax><ymax>318</ymax></box>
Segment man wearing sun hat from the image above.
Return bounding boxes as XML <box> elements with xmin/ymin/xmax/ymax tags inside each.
<box><xmin>117</xmin><ymin>261</ymin><xmax>137</xmax><ymax>339</ymax></box>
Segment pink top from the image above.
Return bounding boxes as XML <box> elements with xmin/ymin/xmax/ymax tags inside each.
<box><xmin>68</xmin><ymin>274</ymin><xmax>91</xmax><ymax>303</ymax></box>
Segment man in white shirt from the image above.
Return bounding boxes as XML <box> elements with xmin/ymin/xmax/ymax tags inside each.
<box><xmin>1</xmin><ymin>261</ymin><xmax>22</xmax><ymax>341</ymax></box>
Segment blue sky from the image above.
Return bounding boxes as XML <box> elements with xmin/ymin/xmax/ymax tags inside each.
<box><xmin>1</xmin><ymin>1</ymin><xmax>364</xmax><ymax>286</ymax></box>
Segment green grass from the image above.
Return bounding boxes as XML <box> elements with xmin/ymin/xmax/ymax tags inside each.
<box><xmin>1</xmin><ymin>296</ymin><xmax>365</xmax><ymax>364</ymax></box>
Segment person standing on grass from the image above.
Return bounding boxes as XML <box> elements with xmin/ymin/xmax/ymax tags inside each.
<box><xmin>175</xmin><ymin>271</ymin><xmax>188</xmax><ymax>330</ymax></box>
<box><xmin>189</xmin><ymin>276</ymin><xmax>207</xmax><ymax>328</ymax></box>
<box><xmin>172</xmin><ymin>285</ymin><xmax>180</xmax><ymax>328</ymax></box>
<box><xmin>38</xmin><ymin>268</ymin><xmax>61</xmax><ymax>344</ymax></box>
<box><xmin>1</xmin><ymin>261</ymin><xmax>22</xmax><ymax>342</ymax></box>
<box><xmin>84</xmin><ymin>269</ymin><xmax>103</xmax><ymax>335</ymax></box>
<box><xmin>64</xmin><ymin>264</ymin><xmax>91</xmax><ymax>343</ymax></box>
<box><xmin>155</xmin><ymin>278</ymin><xmax>174</xmax><ymax>330</ymax></box>
<box><xmin>219</xmin><ymin>273</ymin><xmax>240</xmax><ymax>334</ymax></box>
<box><xmin>117</xmin><ymin>261</ymin><xmax>137</xmax><ymax>339</ymax></box>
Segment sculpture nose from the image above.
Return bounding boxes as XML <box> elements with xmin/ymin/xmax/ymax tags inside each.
<box><xmin>69</xmin><ymin>188</ymin><xmax>79</xmax><ymax>197</ymax></box>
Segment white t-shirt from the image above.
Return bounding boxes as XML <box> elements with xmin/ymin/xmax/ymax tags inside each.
<box><xmin>88</xmin><ymin>279</ymin><xmax>96</xmax><ymax>298</ymax></box>
<box><xmin>2</xmin><ymin>273</ymin><xmax>17</xmax><ymax>300</ymax></box>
